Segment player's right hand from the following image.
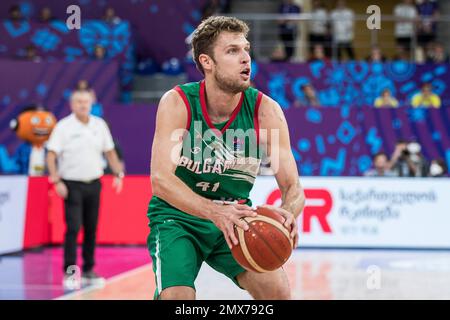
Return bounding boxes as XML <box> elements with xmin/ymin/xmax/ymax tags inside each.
<box><xmin>211</xmin><ymin>204</ymin><xmax>257</xmax><ymax>249</ymax></box>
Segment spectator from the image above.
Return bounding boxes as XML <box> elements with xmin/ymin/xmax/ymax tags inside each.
<box><xmin>330</xmin><ymin>0</ymin><xmax>355</xmax><ymax>61</ymax></box>
<box><xmin>308</xmin><ymin>44</ymin><xmax>329</xmax><ymax>63</ymax></box>
<box><xmin>393</xmin><ymin>0</ymin><xmax>418</xmax><ymax>53</ymax></box>
<box><xmin>76</xmin><ymin>80</ymin><xmax>97</xmax><ymax>99</ymax></box>
<box><xmin>417</xmin><ymin>0</ymin><xmax>439</xmax><ymax>49</ymax></box>
<box><xmin>428</xmin><ymin>42</ymin><xmax>449</xmax><ymax>63</ymax></box>
<box><xmin>294</xmin><ymin>83</ymin><xmax>320</xmax><ymax>107</ymax></box>
<box><xmin>103</xmin><ymin>7</ymin><xmax>121</xmax><ymax>24</ymax></box>
<box><xmin>364</xmin><ymin>152</ymin><xmax>397</xmax><ymax>177</ymax></box>
<box><xmin>308</xmin><ymin>0</ymin><xmax>329</xmax><ymax>56</ymax></box>
<box><xmin>201</xmin><ymin>0</ymin><xmax>229</xmax><ymax>20</ymax></box>
<box><xmin>8</xmin><ymin>5</ymin><xmax>23</xmax><ymax>22</ymax></box>
<box><xmin>411</xmin><ymin>82</ymin><xmax>441</xmax><ymax>108</ymax></box>
<box><xmin>270</xmin><ymin>43</ymin><xmax>287</xmax><ymax>62</ymax></box>
<box><xmin>93</xmin><ymin>44</ymin><xmax>107</xmax><ymax>60</ymax></box>
<box><xmin>374</xmin><ymin>88</ymin><xmax>399</xmax><ymax>108</ymax></box>
<box><xmin>278</xmin><ymin>0</ymin><xmax>301</xmax><ymax>61</ymax></box>
<box><xmin>406</xmin><ymin>141</ymin><xmax>428</xmax><ymax>177</ymax></box>
<box><xmin>366</xmin><ymin>45</ymin><xmax>387</xmax><ymax>63</ymax></box>
<box><xmin>21</xmin><ymin>44</ymin><xmax>41</xmax><ymax>62</ymax></box>
<box><xmin>388</xmin><ymin>140</ymin><xmax>428</xmax><ymax>177</ymax></box>
<box><xmin>415</xmin><ymin>46</ymin><xmax>426</xmax><ymax>63</ymax></box>
<box><xmin>428</xmin><ymin>159</ymin><xmax>447</xmax><ymax>177</ymax></box>
<box><xmin>424</xmin><ymin>41</ymin><xmax>436</xmax><ymax>62</ymax></box>
<box><xmin>393</xmin><ymin>45</ymin><xmax>411</xmax><ymax>61</ymax></box>
<box><xmin>76</xmin><ymin>79</ymin><xmax>90</xmax><ymax>91</ymax></box>
<box><xmin>39</xmin><ymin>7</ymin><xmax>55</xmax><ymax>23</ymax></box>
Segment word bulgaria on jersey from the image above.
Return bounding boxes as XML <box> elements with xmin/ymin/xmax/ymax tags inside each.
<box><xmin>169</xmin><ymin>120</ymin><xmax>281</xmax><ymax>174</ymax></box>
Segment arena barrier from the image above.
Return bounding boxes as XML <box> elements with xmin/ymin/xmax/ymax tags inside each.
<box><xmin>1</xmin><ymin>175</ymin><xmax>449</xmax><ymax>255</ymax></box>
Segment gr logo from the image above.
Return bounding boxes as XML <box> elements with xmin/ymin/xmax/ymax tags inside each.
<box><xmin>266</xmin><ymin>188</ymin><xmax>333</xmax><ymax>233</ymax></box>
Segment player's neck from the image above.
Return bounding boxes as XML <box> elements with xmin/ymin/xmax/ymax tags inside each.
<box><xmin>204</xmin><ymin>79</ymin><xmax>241</xmax><ymax>120</ymax></box>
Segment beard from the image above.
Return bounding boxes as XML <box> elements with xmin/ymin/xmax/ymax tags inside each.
<box><xmin>213</xmin><ymin>69</ymin><xmax>250</xmax><ymax>94</ymax></box>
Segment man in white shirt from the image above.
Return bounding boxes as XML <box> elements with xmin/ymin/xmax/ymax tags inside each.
<box><xmin>308</xmin><ymin>0</ymin><xmax>329</xmax><ymax>57</ymax></box>
<box><xmin>394</xmin><ymin>0</ymin><xmax>418</xmax><ymax>53</ymax></box>
<box><xmin>330</xmin><ymin>0</ymin><xmax>355</xmax><ymax>61</ymax></box>
<box><xmin>47</xmin><ymin>89</ymin><xmax>124</xmax><ymax>289</ymax></box>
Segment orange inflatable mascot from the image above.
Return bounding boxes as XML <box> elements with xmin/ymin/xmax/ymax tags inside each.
<box><xmin>9</xmin><ymin>105</ymin><xmax>56</xmax><ymax>175</ymax></box>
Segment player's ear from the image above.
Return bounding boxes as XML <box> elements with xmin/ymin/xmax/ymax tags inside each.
<box><xmin>199</xmin><ymin>53</ymin><xmax>213</xmax><ymax>72</ymax></box>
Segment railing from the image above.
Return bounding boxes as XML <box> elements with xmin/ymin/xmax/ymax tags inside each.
<box><xmin>227</xmin><ymin>13</ymin><xmax>450</xmax><ymax>62</ymax></box>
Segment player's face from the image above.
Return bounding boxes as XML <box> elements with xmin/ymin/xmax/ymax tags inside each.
<box><xmin>211</xmin><ymin>31</ymin><xmax>251</xmax><ymax>94</ymax></box>
<box><xmin>70</xmin><ymin>92</ymin><xmax>93</xmax><ymax>118</ymax></box>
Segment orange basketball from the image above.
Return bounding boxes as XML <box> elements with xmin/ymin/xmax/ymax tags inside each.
<box><xmin>231</xmin><ymin>206</ymin><xmax>294</xmax><ymax>273</ymax></box>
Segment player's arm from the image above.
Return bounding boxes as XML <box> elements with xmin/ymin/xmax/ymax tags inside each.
<box><xmin>150</xmin><ymin>90</ymin><xmax>256</xmax><ymax>248</ymax></box>
<box><xmin>258</xmin><ymin>95</ymin><xmax>305</xmax><ymax>246</ymax></box>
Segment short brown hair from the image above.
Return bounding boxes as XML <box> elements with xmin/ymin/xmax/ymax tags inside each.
<box><xmin>191</xmin><ymin>16</ymin><xmax>249</xmax><ymax>74</ymax></box>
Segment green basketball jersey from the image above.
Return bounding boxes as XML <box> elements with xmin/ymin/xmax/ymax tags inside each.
<box><xmin>151</xmin><ymin>80</ymin><xmax>263</xmax><ymax>207</ymax></box>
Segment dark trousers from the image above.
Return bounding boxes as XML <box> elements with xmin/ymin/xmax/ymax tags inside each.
<box><xmin>280</xmin><ymin>30</ymin><xmax>296</xmax><ymax>60</ymax></box>
<box><xmin>417</xmin><ymin>33</ymin><xmax>436</xmax><ymax>47</ymax></box>
<box><xmin>63</xmin><ymin>179</ymin><xmax>101</xmax><ymax>273</ymax></box>
<box><xmin>396</xmin><ymin>36</ymin><xmax>413</xmax><ymax>52</ymax></box>
<box><xmin>336</xmin><ymin>42</ymin><xmax>355</xmax><ymax>61</ymax></box>
<box><xmin>309</xmin><ymin>34</ymin><xmax>329</xmax><ymax>55</ymax></box>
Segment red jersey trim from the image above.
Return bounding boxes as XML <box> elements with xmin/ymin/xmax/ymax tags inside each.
<box><xmin>199</xmin><ymin>80</ymin><xmax>244</xmax><ymax>135</ymax></box>
<box><xmin>254</xmin><ymin>91</ymin><xmax>263</xmax><ymax>145</ymax></box>
<box><xmin>174</xmin><ymin>86</ymin><xmax>191</xmax><ymax>131</ymax></box>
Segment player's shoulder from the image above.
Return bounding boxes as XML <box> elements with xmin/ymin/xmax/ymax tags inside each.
<box><xmin>259</xmin><ymin>93</ymin><xmax>283</xmax><ymax>113</ymax></box>
<box><xmin>258</xmin><ymin>94</ymin><xmax>287</xmax><ymax>127</ymax></box>
<box><xmin>158</xmin><ymin>88</ymin><xmax>185</xmax><ymax>110</ymax></box>
<box><xmin>160</xmin><ymin>81</ymin><xmax>200</xmax><ymax>105</ymax></box>
<box><xmin>156</xmin><ymin>86</ymin><xmax>191</xmax><ymax>127</ymax></box>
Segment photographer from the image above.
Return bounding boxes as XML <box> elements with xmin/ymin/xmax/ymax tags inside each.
<box><xmin>364</xmin><ymin>152</ymin><xmax>397</xmax><ymax>177</ymax></box>
<box><xmin>388</xmin><ymin>140</ymin><xmax>428</xmax><ymax>177</ymax></box>
<box><xmin>428</xmin><ymin>159</ymin><xmax>448</xmax><ymax>177</ymax></box>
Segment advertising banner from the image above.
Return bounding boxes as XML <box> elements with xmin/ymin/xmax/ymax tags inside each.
<box><xmin>0</xmin><ymin>176</ymin><xmax>28</xmax><ymax>255</ymax></box>
<box><xmin>250</xmin><ymin>177</ymin><xmax>450</xmax><ymax>249</ymax></box>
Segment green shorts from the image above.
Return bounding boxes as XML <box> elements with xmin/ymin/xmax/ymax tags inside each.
<box><xmin>147</xmin><ymin>196</ymin><xmax>246</xmax><ymax>299</ymax></box>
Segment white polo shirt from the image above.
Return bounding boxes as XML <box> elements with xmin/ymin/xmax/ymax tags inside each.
<box><xmin>394</xmin><ymin>4</ymin><xmax>417</xmax><ymax>37</ymax></box>
<box><xmin>309</xmin><ymin>9</ymin><xmax>328</xmax><ymax>36</ymax></box>
<box><xmin>47</xmin><ymin>114</ymin><xmax>115</xmax><ymax>181</ymax></box>
<box><xmin>331</xmin><ymin>8</ymin><xmax>354</xmax><ymax>43</ymax></box>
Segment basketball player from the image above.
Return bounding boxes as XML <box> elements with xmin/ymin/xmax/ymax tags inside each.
<box><xmin>147</xmin><ymin>16</ymin><xmax>305</xmax><ymax>300</ymax></box>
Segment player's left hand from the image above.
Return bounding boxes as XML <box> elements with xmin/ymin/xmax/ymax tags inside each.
<box><xmin>257</xmin><ymin>204</ymin><xmax>298</xmax><ymax>249</ymax></box>
<box><xmin>112</xmin><ymin>176</ymin><xmax>123</xmax><ymax>194</ymax></box>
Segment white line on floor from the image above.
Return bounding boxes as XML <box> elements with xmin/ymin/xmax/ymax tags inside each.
<box><xmin>54</xmin><ymin>263</ymin><xmax>152</xmax><ymax>300</ymax></box>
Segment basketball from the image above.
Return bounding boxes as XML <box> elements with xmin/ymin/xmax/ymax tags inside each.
<box><xmin>231</xmin><ymin>206</ymin><xmax>294</xmax><ymax>273</ymax></box>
